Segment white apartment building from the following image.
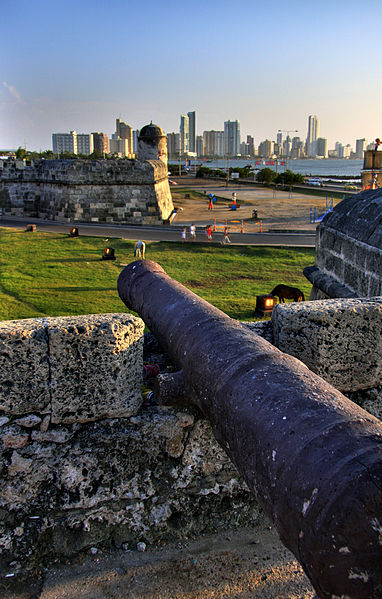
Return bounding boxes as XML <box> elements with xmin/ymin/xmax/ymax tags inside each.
<box><xmin>180</xmin><ymin>115</ymin><xmax>189</xmax><ymax>154</ymax></box>
<box><xmin>306</xmin><ymin>115</ymin><xmax>319</xmax><ymax>157</ymax></box>
<box><xmin>77</xmin><ymin>134</ymin><xmax>94</xmax><ymax>155</ymax></box>
<box><xmin>52</xmin><ymin>131</ymin><xmax>78</xmax><ymax>154</ymax></box>
<box><xmin>355</xmin><ymin>138</ymin><xmax>367</xmax><ymax>159</ymax></box>
<box><xmin>109</xmin><ymin>137</ymin><xmax>130</xmax><ymax>157</ymax></box>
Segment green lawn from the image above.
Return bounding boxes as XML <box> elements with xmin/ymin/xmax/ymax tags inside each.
<box><xmin>0</xmin><ymin>228</ymin><xmax>315</xmax><ymax>322</ymax></box>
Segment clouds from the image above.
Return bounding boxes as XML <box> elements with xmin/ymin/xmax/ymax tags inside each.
<box><xmin>3</xmin><ymin>81</ymin><xmax>24</xmax><ymax>104</ymax></box>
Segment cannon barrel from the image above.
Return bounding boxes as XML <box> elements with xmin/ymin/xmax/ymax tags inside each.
<box><xmin>118</xmin><ymin>260</ymin><xmax>382</xmax><ymax>599</ymax></box>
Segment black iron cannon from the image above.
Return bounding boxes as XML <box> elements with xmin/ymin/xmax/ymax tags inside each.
<box><xmin>118</xmin><ymin>260</ymin><xmax>382</xmax><ymax>599</ymax></box>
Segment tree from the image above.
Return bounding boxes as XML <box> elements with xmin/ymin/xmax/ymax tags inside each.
<box><xmin>15</xmin><ymin>146</ymin><xmax>27</xmax><ymax>160</ymax></box>
<box><xmin>256</xmin><ymin>168</ymin><xmax>277</xmax><ymax>185</ymax></box>
<box><xmin>275</xmin><ymin>170</ymin><xmax>305</xmax><ymax>186</ymax></box>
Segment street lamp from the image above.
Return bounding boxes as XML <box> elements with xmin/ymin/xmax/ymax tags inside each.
<box><xmin>278</xmin><ymin>129</ymin><xmax>298</xmax><ymax>170</ymax></box>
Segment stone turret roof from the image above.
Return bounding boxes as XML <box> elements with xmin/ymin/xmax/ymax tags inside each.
<box><xmin>138</xmin><ymin>123</ymin><xmax>165</xmax><ymax>139</ymax></box>
<box><xmin>321</xmin><ymin>189</ymin><xmax>382</xmax><ymax>249</ymax></box>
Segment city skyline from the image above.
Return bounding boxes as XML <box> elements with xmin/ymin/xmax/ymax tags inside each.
<box><xmin>1</xmin><ymin>0</ymin><xmax>381</xmax><ymax>151</ymax></box>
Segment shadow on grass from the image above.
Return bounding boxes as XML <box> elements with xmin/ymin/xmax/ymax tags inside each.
<box><xmin>45</xmin><ymin>257</ymin><xmax>105</xmax><ymax>263</ymax></box>
<box><xmin>45</xmin><ymin>287</ymin><xmax>115</xmax><ymax>292</ymax></box>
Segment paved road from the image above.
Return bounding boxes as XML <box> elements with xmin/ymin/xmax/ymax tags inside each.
<box><xmin>0</xmin><ymin>216</ymin><xmax>316</xmax><ymax>247</ymax></box>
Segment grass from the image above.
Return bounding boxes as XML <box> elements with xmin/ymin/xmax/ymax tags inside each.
<box><xmin>0</xmin><ymin>228</ymin><xmax>315</xmax><ymax>322</ymax></box>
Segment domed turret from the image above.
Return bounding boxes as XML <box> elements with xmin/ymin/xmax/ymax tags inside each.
<box><xmin>138</xmin><ymin>122</ymin><xmax>167</xmax><ymax>165</ymax></box>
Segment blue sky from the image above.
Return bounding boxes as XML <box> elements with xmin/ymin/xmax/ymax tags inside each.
<box><xmin>1</xmin><ymin>0</ymin><xmax>381</xmax><ymax>151</ymax></box>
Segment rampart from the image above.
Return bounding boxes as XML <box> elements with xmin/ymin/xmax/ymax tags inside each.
<box><xmin>0</xmin><ymin>300</ymin><xmax>381</xmax><ymax>573</ymax></box>
<box><xmin>0</xmin><ymin>158</ymin><xmax>174</xmax><ymax>224</ymax></box>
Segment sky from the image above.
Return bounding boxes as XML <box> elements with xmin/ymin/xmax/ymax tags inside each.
<box><xmin>1</xmin><ymin>0</ymin><xmax>381</xmax><ymax>151</ymax></box>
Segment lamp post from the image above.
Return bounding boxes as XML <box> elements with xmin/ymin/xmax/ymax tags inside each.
<box><xmin>278</xmin><ymin>129</ymin><xmax>298</xmax><ymax>171</ymax></box>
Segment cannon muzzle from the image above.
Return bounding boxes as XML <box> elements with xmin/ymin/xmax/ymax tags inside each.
<box><xmin>118</xmin><ymin>260</ymin><xmax>382</xmax><ymax>599</ymax></box>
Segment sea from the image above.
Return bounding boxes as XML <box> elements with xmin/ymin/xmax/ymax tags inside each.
<box><xmin>180</xmin><ymin>158</ymin><xmax>363</xmax><ymax>179</ymax></box>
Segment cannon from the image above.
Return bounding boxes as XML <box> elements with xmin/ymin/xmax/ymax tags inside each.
<box><xmin>118</xmin><ymin>260</ymin><xmax>382</xmax><ymax>599</ymax></box>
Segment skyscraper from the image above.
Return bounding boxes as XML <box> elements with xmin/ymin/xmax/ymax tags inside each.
<box><xmin>92</xmin><ymin>132</ymin><xmax>109</xmax><ymax>155</ymax></box>
<box><xmin>306</xmin><ymin>115</ymin><xmax>319</xmax><ymax>157</ymax></box>
<box><xmin>180</xmin><ymin>114</ymin><xmax>189</xmax><ymax>154</ymax></box>
<box><xmin>52</xmin><ymin>131</ymin><xmax>77</xmax><ymax>154</ymax></box>
<box><xmin>224</xmin><ymin>120</ymin><xmax>240</xmax><ymax>156</ymax></box>
<box><xmin>187</xmin><ymin>111</ymin><xmax>197</xmax><ymax>153</ymax></box>
<box><xmin>115</xmin><ymin>118</ymin><xmax>133</xmax><ymax>155</ymax></box>
<box><xmin>316</xmin><ymin>138</ymin><xmax>328</xmax><ymax>158</ymax></box>
<box><xmin>355</xmin><ymin>138</ymin><xmax>367</xmax><ymax>159</ymax></box>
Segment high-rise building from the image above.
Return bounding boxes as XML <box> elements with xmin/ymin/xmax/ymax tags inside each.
<box><xmin>316</xmin><ymin>138</ymin><xmax>328</xmax><ymax>158</ymax></box>
<box><xmin>196</xmin><ymin>135</ymin><xmax>203</xmax><ymax>157</ymax></box>
<box><xmin>283</xmin><ymin>136</ymin><xmax>292</xmax><ymax>157</ymax></box>
<box><xmin>216</xmin><ymin>131</ymin><xmax>224</xmax><ymax>157</ymax></box>
<box><xmin>52</xmin><ymin>131</ymin><xmax>77</xmax><ymax>154</ymax></box>
<box><xmin>180</xmin><ymin>115</ymin><xmax>189</xmax><ymax>154</ymax></box>
<box><xmin>291</xmin><ymin>136</ymin><xmax>304</xmax><ymax>159</ymax></box>
<box><xmin>187</xmin><ymin>111</ymin><xmax>197</xmax><ymax>153</ymax></box>
<box><xmin>276</xmin><ymin>132</ymin><xmax>283</xmax><ymax>146</ymax></box>
<box><xmin>247</xmin><ymin>135</ymin><xmax>255</xmax><ymax>156</ymax></box>
<box><xmin>258</xmin><ymin>139</ymin><xmax>274</xmax><ymax>158</ymax></box>
<box><xmin>92</xmin><ymin>132</ymin><xmax>109</xmax><ymax>155</ymax></box>
<box><xmin>77</xmin><ymin>134</ymin><xmax>94</xmax><ymax>155</ymax></box>
<box><xmin>133</xmin><ymin>130</ymin><xmax>139</xmax><ymax>154</ymax></box>
<box><xmin>224</xmin><ymin>120</ymin><xmax>240</xmax><ymax>156</ymax></box>
<box><xmin>306</xmin><ymin>115</ymin><xmax>319</xmax><ymax>157</ymax></box>
<box><xmin>335</xmin><ymin>142</ymin><xmax>343</xmax><ymax>158</ymax></box>
<box><xmin>167</xmin><ymin>132</ymin><xmax>178</xmax><ymax>157</ymax></box>
<box><xmin>355</xmin><ymin>138</ymin><xmax>367</xmax><ymax>159</ymax></box>
<box><xmin>109</xmin><ymin>138</ymin><xmax>129</xmax><ymax>157</ymax></box>
<box><xmin>203</xmin><ymin>130</ymin><xmax>218</xmax><ymax>156</ymax></box>
<box><xmin>115</xmin><ymin>118</ymin><xmax>133</xmax><ymax>155</ymax></box>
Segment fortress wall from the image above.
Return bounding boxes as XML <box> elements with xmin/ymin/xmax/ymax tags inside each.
<box><xmin>0</xmin><ymin>313</ymin><xmax>259</xmax><ymax>570</ymax></box>
<box><xmin>315</xmin><ymin>227</ymin><xmax>382</xmax><ymax>298</ymax></box>
<box><xmin>1</xmin><ymin>302</ymin><xmax>381</xmax><ymax>570</ymax></box>
<box><xmin>270</xmin><ymin>297</ymin><xmax>382</xmax><ymax>393</ymax></box>
<box><xmin>0</xmin><ymin>159</ymin><xmax>174</xmax><ymax>224</ymax></box>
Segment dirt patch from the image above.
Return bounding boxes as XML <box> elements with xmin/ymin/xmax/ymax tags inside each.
<box><xmin>2</xmin><ymin>524</ymin><xmax>316</xmax><ymax>599</ymax></box>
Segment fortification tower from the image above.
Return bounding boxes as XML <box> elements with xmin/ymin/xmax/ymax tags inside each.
<box><xmin>138</xmin><ymin>122</ymin><xmax>168</xmax><ymax>166</ymax></box>
<box><xmin>362</xmin><ymin>149</ymin><xmax>382</xmax><ymax>189</ymax></box>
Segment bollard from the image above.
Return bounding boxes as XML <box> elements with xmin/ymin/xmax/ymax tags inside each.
<box><xmin>118</xmin><ymin>260</ymin><xmax>382</xmax><ymax>599</ymax></box>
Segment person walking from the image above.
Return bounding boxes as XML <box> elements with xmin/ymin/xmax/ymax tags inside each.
<box><xmin>190</xmin><ymin>223</ymin><xmax>196</xmax><ymax>241</ymax></box>
<box><xmin>208</xmin><ymin>195</ymin><xmax>213</xmax><ymax>210</ymax></box>
<box><xmin>181</xmin><ymin>227</ymin><xmax>187</xmax><ymax>242</ymax></box>
<box><xmin>223</xmin><ymin>226</ymin><xmax>231</xmax><ymax>244</ymax></box>
<box><xmin>205</xmin><ymin>224</ymin><xmax>212</xmax><ymax>241</ymax></box>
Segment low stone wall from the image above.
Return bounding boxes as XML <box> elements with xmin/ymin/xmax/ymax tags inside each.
<box><xmin>0</xmin><ymin>159</ymin><xmax>174</xmax><ymax>224</ymax></box>
<box><xmin>304</xmin><ymin>190</ymin><xmax>382</xmax><ymax>299</ymax></box>
<box><xmin>271</xmin><ymin>297</ymin><xmax>382</xmax><ymax>393</ymax></box>
<box><xmin>1</xmin><ymin>302</ymin><xmax>381</xmax><ymax>573</ymax></box>
<box><xmin>0</xmin><ymin>314</ymin><xmax>259</xmax><ymax>572</ymax></box>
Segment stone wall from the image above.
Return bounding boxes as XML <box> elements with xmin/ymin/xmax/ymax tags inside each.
<box><xmin>0</xmin><ymin>314</ymin><xmax>259</xmax><ymax>572</ymax></box>
<box><xmin>271</xmin><ymin>297</ymin><xmax>382</xmax><ymax>393</ymax></box>
<box><xmin>304</xmin><ymin>190</ymin><xmax>382</xmax><ymax>299</ymax></box>
<box><xmin>1</xmin><ymin>302</ymin><xmax>381</xmax><ymax>573</ymax></box>
<box><xmin>0</xmin><ymin>159</ymin><xmax>174</xmax><ymax>225</ymax></box>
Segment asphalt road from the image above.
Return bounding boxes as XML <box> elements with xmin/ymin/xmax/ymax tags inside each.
<box><xmin>0</xmin><ymin>216</ymin><xmax>316</xmax><ymax>247</ymax></box>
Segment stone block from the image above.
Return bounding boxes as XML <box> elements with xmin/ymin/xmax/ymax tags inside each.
<box><xmin>0</xmin><ymin>319</ymin><xmax>50</xmax><ymax>416</ymax></box>
<box><xmin>365</xmin><ymin>247</ymin><xmax>382</xmax><ymax>275</ymax></box>
<box><xmin>343</xmin><ymin>263</ymin><xmax>359</xmax><ymax>291</ymax></box>
<box><xmin>368</xmin><ymin>276</ymin><xmax>382</xmax><ymax>297</ymax></box>
<box><xmin>272</xmin><ymin>297</ymin><xmax>382</xmax><ymax>392</ymax></box>
<box><xmin>48</xmin><ymin>314</ymin><xmax>144</xmax><ymax>424</ymax></box>
<box><xmin>0</xmin><ymin>407</ymin><xmax>260</xmax><ymax>566</ymax></box>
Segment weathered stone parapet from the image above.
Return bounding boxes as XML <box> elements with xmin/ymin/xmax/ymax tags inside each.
<box><xmin>0</xmin><ymin>158</ymin><xmax>174</xmax><ymax>224</ymax></box>
<box><xmin>0</xmin><ymin>313</ymin><xmax>144</xmax><ymax>423</ymax></box>
<box><xmin>0</xmin><ymin>407</ymin><xmax>259</xmax><ymax>569</ymax></box>
<box><xmin>304</xmin><ymin>190</ymin><xmax>382</xmax><ymax>299</ymax></box>
<box><xmin>271</xmin><ymin>297</ymin><xmax>382</xmax><ymax>392</ymax></box>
